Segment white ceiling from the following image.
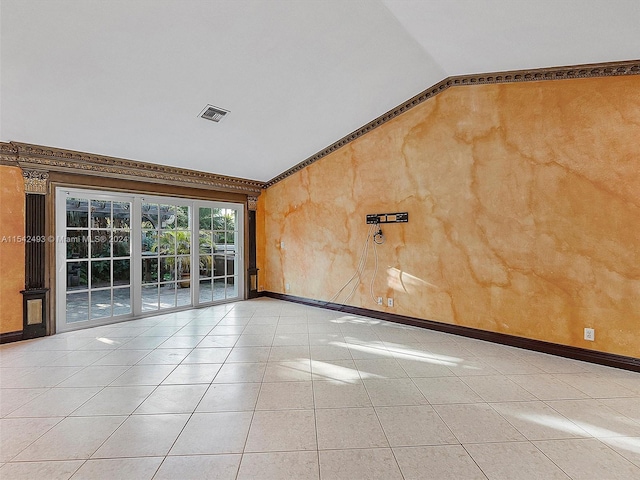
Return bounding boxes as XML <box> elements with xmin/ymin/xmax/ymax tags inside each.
<box><xmin>2</xmin><ymin>0</ymin><xmax>638</xmax><ymax>183</ymax></box>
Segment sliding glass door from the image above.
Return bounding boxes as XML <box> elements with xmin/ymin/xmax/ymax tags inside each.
<box><xmin>56</xmin><ymin>188</ymin><xmax>244</xmax><ymax>332</ymax></box>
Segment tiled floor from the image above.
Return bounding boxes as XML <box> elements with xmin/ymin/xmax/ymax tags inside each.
<box><xmin>1</xmin><ymin>298</ymin><xmax>639</xmax><ymax>479</ymax></box>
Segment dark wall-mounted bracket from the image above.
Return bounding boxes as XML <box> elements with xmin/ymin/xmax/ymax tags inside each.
<box><xmin>366</xmin><ymin>212</ymin><xmax>408</xmax><ymax>224</ymax></box>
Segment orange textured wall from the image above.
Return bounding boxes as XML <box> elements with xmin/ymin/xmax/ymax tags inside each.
<box><xmin>0</xmin><ymin>166</ymin><xmax>26</xmax><ymax>334</ymax></box>
<box><xmin>260</xmin><ymin>76</ymin><xmax>640</xmax><ymax>358</ymax></box>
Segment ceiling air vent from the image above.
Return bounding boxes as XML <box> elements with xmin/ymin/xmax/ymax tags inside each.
<box><xmin>200</xmin><ymin>104</ymin><xmax>229</xmax><ymax>123</ymax></box>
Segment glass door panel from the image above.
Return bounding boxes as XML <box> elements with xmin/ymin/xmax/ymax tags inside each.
<box><xmin>140</xmin><ymin>201</ymin><xmax>191</xmax><ymax>313</ymax></box>
<box><xmin>58</xmin><ymin>192</ymin><xmax>132</xmax><ymax>331</ymax></box>
<box><xmin>198</xmin><ymin>206</ymin><xmax>241</xmax><ymax>303</ymax></box>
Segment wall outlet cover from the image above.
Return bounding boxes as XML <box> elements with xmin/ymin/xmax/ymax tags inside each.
<box><xmin>584</xmin><ymin>328</ymin><xmax>595</xmax><ymax>341</ymax></box>
<box><xmin>387</xmin><ymin>298</ymin><xmax>394</xmax><ymax>307</ymax></box>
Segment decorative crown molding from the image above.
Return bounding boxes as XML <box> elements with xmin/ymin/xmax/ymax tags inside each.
<box><xmin>0</xmin><ymin>142</ymin><xmax>18</xmax><ymax>165</ymax></box>
<box><xmin>22</xmin><ymin>170</ymin><xmax>49</xmax><ymax>194</ymax></box>
<box><xmin>6</xmin><ymin>142</ymin><xmax>264</xmax><ymax>195</ymax></box>
<box><xmin>265</xmin><ymin>59</ymin><xmax>640</xmax><ymax>187</ymax></box>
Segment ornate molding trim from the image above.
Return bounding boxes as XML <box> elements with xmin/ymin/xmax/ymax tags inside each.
<box><xmin>265</xmin><ymin>59</ymin><xmax>640</xmax><ymax>187</ymax></box>
<box><xmin>0</xmin><ymin>142</ymin><xmax>18</xmax><ymax>165</ymax></box>
<box><xmin>247</xmin><ymin>196</ymin><xmax>258</xmax><ymax>211</ymax></box>
<box><xmin>22</xmin><ymin>170</ymin><xmax>49</xmax><ymax>194</ymax></box>
<box><xmin>7</xmin><ymin>142</ymin><xmax>264</xmax><ymax>195</ymax></box>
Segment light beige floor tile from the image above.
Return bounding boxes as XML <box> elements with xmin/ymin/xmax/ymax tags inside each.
<box><xmin>346</xmin><ymin>345</ymin><xmax>391</xmax><ymax>361</ymax></box>
<box><xmin>237</xmin><ymin>451</ymin><xmax>318</xmax><ymax>480</ymax></box>
<box><xmin>0</xmin><ymin>460</ymin><xmax>84</xmax><ymax>479</ymax></box>
<box><xmin>413</xmin><ymin>376</ymin><xmax>483</xmax><ymax>404</ymax></box>
<box><xmin>461</xmin><ymin>375</ymin><xmax>537</xmax><ymax>402</ymax></box>
<box><xmin>313</xmin><ymin>380</ymin><xmax>372</xmax><ymax>408</ymax></box>
<box><xmin>394</xmin><ymin>358</ymin><xmax>456</xmax><ymax>378</ymax></box>
<box><xmin>256</xmin><ymin>381</ymin><xmax>314</xmax><ymax>410</ymax></box>
<box><xmin>451</xmin><ymin>359</ymin><xmax>500</xmax><ymax>377</ymax></box>
<box><xmin>197</xmin><ymin>335</ymin><xmax>240</xmax><ymax>348</ymax></box>
<box><xmin>182</xmin><ymin>347</ymin><xmax>231</xmax><ymax>364</ymax></box>
<box><xmin>134</xmin><ymin>384</ymin><xmax>207</xmax><ymax>414</ymax></box>
<box><xmin>92</xmin><ymin>414</ymin><xmax>188</xmax><ymax>458</ymax></box>
<box><xmin>308</xmin><ymin>333</ymin><xmax>344</xmax><ymax>345</ymax></box>
<box><xmin>489</xmin><ymin>400</ymin><xmax>589</xmax><ymax>440</ymax></box>
<box><xmin>109</xmin><ymin>364</ymin><xmax>175</xmax><ymax>386</ymax></box>
<box><xmin>243</xmin><ymin>325</ymin><xmax>277</xmax><ymax>335</ymax></box>
<box><xmin>263</xmin><ymin>361</ymin><xmax>313</xmax><ymax>382</ymax></box>
<box><xmin>316</xmin><ymin>407</ymin><xmax>388</xmax><ymax>449</ymax></box>
<box><xmin>310</xmin><ymin>359</ymin><xmax>361</xmax><ymax>383</ymax></box>
<box><xmin>465</xmin><ymin>441</ymin><xmax>570</xmax><ymax>479</ymax></box>
<box><xmin>8</xmin><ymin>387</ymin><xmax>101</xmax><ymax>417</ymax></box>
<box><xmin>555</xmin><ymin>373</ymin><xmax>638</xmax><ymax>398</ymax></box>
<box><xmin>363</xmin><ymin>378</ymin><xmax>428</xmax><ymax>406</ymax></box>
<box><xmin>71</xmin><ymin>385</ymin><xmax>155</xmax><ymax>416</ymax></box>
<box><xmin>174</xmin><ymin>325</ymin><xmax>214</xmax><ymax>336</ymax></box>
<box><xmin>154</xmin><ymin>454</ymin><xmax>241</xmax><ymax>480</ymax></box>
<box><xmin>0</xmin><ymin>388</ymin><xmax>48</xmax><ymax>416</ymax></box>
<box><xmin>275</xmin><ymin>323</ymin><xmax>309</xmax><ymax>333</ymax></box>
<box><xmin>217</xmin><ymin>317</ymin><xmax>252</xmax><ymax>326</ymax></box>
<box><xmin>56</xmin><ymin>365</ymin><xmax>131</xmax><ymax>387</ymax></box>
<box><xmin>520</xmin><ymin>353</ymin><xmax>592</xmax><ymax>374</ymax></box>
<box><xmin>507</xmin><ymin>374</ymin><xmax>589</xmax><ymax>400</ymax></box>
<box><xmin>599</xmin><ymin>437</ymin><xmax>640</xmax><ymax>468</ymax></box>
<box><xmin>309</xmin><ymin>345</ymin><xmax>353</xmax><ymax>361</ymax></box>
<box><xmin>1</xmin><ymin>350</ymin><xmax>68</xmax><ymax>367</ymax></box>
<box><xmin>12</xmin><ymin>366</ymin><xmax>83</xmax><ymax>388</ymax></box>
<box><xmin>49</xmin><ymin>350</ymin><xmax>110</xmax><ymax>367</ymax></box>
<box><xmin>117</xmin><ymin>336</ymin><xmax>168</xmax><ymax>349</ymax></box>
<box><xmin>226</xmin><ymin>346</ymin><xmax>271</xmax><ymax>363</ymax></box>
<box><xmin>136</xmin><ymin>348</ymin><xmax>191</xmax><ymax>365</ymax></box>
<box><xmin>77</xmin><ymin>337</ymin><xmax>134</xmax><ymax>350</ymax></box>
<box><xmin>0</xmin><ymin>417</ymin><xmax>61</xmax><ymax>462</ymax></box>
<box><xmin>91</xmin><ymin>349</ymin><xmax>152</xmax><ymax>365</ymax></box>
<box><xmin>434</xmin><ymin>403</ymin><xmax>526</xmax><ymax>443</ymax></box>
<box><xmin>546</xmin><ymin>399</ymin><xmax>640</xmax><ymax>437</ymax></box>
<box><xmin>158</xmin><ymin>335</ymin><xmax>204</xmax><ymax>349</ymax></box>
<box><xmin>245</xmin><ymin>409</ymin><xmax>317</xmax><ymax>452</ymax></box>
<box><xmin>601</xmin><ymin>397</ymin><xmax>640</xmax><ymax>423</ymax></box>
<box><xmin>170</xmin><ymin>412</ymin><xmax>253</xmax><ymax>455</ymax></box>
<box><xmin>210</xmin><ymin>325</ymin><xmax>246</xmax><ymax>335</ymax></box>
<box><xmin>393</xmin><ymin>445</ymin><xmax>486</xmax><ymax>480</ymax></box>
<box><xmin>354</xmin><ymin>358</ymin><xmax>408</xmax><ymax>378</ymax></box>
<box><xmin>143</xmin><ymin>326</ymin><xmax>183</xmax><ymax>336</ymax></box>
<box><xmin>268</xmin><ymin>345</ymin><xmax>310</xmax><ymax>362</ymax></box>
<box><xmin>319</xmin><ymin>448</ymin><xmax>402</xmax><ymax>480</ymax></box>
<box><xmin>272</xmin><ymin>334</ymin><xmax>310</xmax><ymax>346</ymax></box>
<box><xmin>70</xmin><ymin>456</ymin><xmax>163</xmax><ymax>479</ymax></box>
<box><xmin>376</xmin><ymin>405</ymin><xmax>457</xmax><ymax>446</ymax></box>
<box><xmin>479</xmin><ymin>355</ymin><xmax>544</xmax><ymax>374</ymax></box>
<box><xmin>235</xmin><ymin>334</ymin><xmax>274</xmax><ymax>347</ymax></box>
<box><xmin>196</xmin><ymin>383</ymin><xmax>261</xmax><ymax>412</ymax></box>
<box><xmin>214</xmin><ymin>362</ymin><xmax>267</xmax><ymax>383</ymax></box>
<box><xmin>14</xmin><ymin>416</ymin><xmax>125</xmax><ymax>461</ymax></box>
<box><xmin>534</xmin><ymin>438</ymin><xmax>640</xmax><ymax>479</ymax></box>
<box><xmin>161</xmin><ymin>363</ymin><xmax>222</xmax><ymax>384</ymax></box>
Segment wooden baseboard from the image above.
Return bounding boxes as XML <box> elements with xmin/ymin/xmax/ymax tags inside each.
<box><xmin>0</xmin><ymin>331</ymin><xmax>23</xmax><ymax>344</ymax></box>
<box><xmin>263</xmin><ymin>292</ymin><xmax>640</xmax><ymax>373</ymax></box>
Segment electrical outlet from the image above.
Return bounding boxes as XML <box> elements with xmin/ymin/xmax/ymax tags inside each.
<box><xmin>584</xmin><ymin>328</ymin><xmax>595</xmax><ymax>341</ymax></box>
<box><xmin>377</xmin><ymin>297</ymin><xmax>383</xmax><ymax>305</ymax></box>
<box><xmin>387</xmin><ymin>298</ymin><xmax>394</xmax><ymax>307</ymax></box>
<box><xmin>280</xmin><ymin>241</ymin><xmax>285</xmax><ymax>249</ymax></box>
<box><xmin>285</xmin><ymin>283</ymin><xmax>290</xmax><ymax>292</ymax></box>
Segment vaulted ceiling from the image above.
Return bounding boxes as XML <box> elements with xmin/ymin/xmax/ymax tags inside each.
<box><xmin>2</xmin><ymin>0</ymin><xmax>638</xmax><ymax>183</ymax></box>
